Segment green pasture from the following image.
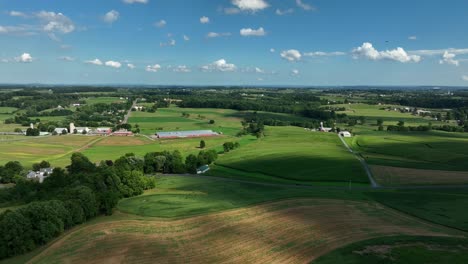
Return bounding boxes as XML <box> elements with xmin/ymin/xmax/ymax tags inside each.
<box><xmin>85</xmin><ymin>97</ymin><xmax>126</xmax><ymax>105</ymax></box>
<box><xmin>117</xmin><ymin>176</ymin><xmax>368</xmax><ymax>218</ymax></box>
<box><xmin>314</xmin><ymin>236</ymin><xmax>468</xmax><ymax>264</ymax></box>
<box><xmin>367</xmin><ymin>190</ymin><xmax>468</xmax><ymax>232</ymax></box>
<box><xmin>348</xmin><ymin>130</ymin><xmax>468</xmax><ymax>170</ymax></box>
<box><xmin>212</xmin><ymin>126</ymin><xmax>369</xmax><ymax>185</ymax></box>
<box><xmin>0</xmin><ymin>107</ymin><xmax>17</xmax><ymax>114</ymax></box>
<box><xmin>129</xmin><ymin>107</ymin><xmax>243</xmax><ymax>136</ymax></box>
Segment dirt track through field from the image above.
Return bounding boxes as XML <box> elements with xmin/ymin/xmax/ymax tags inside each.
<box><xmin>28</xmin><ymin>199</ymin><xmax>461</xmax><ymax>264</ymax></box>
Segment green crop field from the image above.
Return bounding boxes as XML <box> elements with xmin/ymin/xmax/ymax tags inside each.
<box><xmin>314</xmin><ymin>236</ymin><xmax>468</xmax><ymax>264</ymax></box>
<box><xmin>347</xmin><ymin>130</ymin><xmax>468</xmax><ymax>171</ymax></box>
<box><xmin>129</xmin><ymin>107</ymin><xmax>243</xmax><ymax>136</ymax></box>
<box><xmin>0</xmin><ymin>107</ymin><xmax>18</xmax><ymax>114</ymax></box>
<box><xmin>85</xmin><ymin>97</ymin><xmax>126</xmax><ymax>105</ymax></box>
<box><xmin>212</xmin><ymin>126</ymin><xmax>369</xmax><ymax>185</ymax></box>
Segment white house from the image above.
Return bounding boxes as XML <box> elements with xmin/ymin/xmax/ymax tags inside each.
<box><xmin>27</xmin><ymin>168</ymin><xmax>54</xmax><ymax>183</ymax></box>
<box><xmin>133</xmin><ymin>106</ymin><xmax>144</xmax><ymax>111</ymax></box>
<box><xmin>339</xmin><ymin>131</ymin><xmax>352</xmax><ymax>138</ymax></box>
<box><xmin>70</xmin><ymin>123</ymin><xmax>90</xmax><ymax>134</ymax></box>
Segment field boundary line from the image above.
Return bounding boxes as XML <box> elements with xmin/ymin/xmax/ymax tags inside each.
<box><xmin>338</xmin><ymin>134</ymin><xmax>379</xmax><ymax>188</ymax></box>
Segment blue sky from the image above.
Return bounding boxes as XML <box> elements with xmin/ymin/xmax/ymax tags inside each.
<box><xmin>1</xmin><ymin>0</ymin><xmax>468</xmax><ymax>86</ymax></box>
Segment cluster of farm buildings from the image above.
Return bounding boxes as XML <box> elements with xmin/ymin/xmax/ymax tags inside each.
<box><xmin>19</xmin><ymin>123</ymin><xmax>134</xmax><ymax>137</ymax></box>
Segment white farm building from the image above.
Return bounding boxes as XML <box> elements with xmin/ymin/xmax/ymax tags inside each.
<box><xmin>339</xmin><ymin>131</ymin><xmax>352</xmax><ymax>138</ymax></box>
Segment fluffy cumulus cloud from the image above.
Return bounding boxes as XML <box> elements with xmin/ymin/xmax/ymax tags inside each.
<box><xmin>127</xmin><ymin>63</ymin><xmax>136</xmax><ymax>69</ymax></box>
<box><xmin>439</xmin><ymin>51</ymin><xmax>459</xmax><ymax>66</ymax></box>
<box><xmin>104</xmin><ymin>61</ymin><xmax>122</xmax><ymax>68</ymax></box>
<box><xmin>296</xmin><ymin>0</ymin><xmax>315</xmax><ymax>11</ymax></box>
<box><xmin>86</xmin><ymin>59</ymin><xmax>103</xmax><ymax>65</ymax></box>
<box><xmin>291</xmin><ymin>69</ymin><xmax>300</xmax><ymax>76</ymax></box>
<box><xmin>173</xmin><ymin>65</ymin><xmax>191</xmax><ymax>73</ymax></box>
<box><xmin>103</xmin><ymin>10</ymin><xmax>119</xmax><ymax>24</ymax></box>
<box><xmin>231</xmin><ymin>0</ymin><xmax>269</xmax><ymax>12</ymax></box>
<box><xmin>123</xmin><ymin>0</ymin><xmax>148</xmax><ymax>4</ymax></box>
<box><xmin>240</xmin><ymin>27</ymin><xmax>266</xmax><ymax>37</ymax></box>
<box><xmin>352</xmin><ymin>42</ymin><xmax>421</xmax><ymax>63</ymax></box>
<box><xmin>36</xmin><ymin>11</ymin><xmax>75</xmax><ymax>34</ymax></box>
<box><xmin>281</xmin><ymin>49</ymin><xmax>302</xmax><ymax>61</ymax></box>
<box><xmin>303</xmin><ymin>51</ymin><xmax>346</xmax><ymax>57</ymax></box>
<box><xmin>463</xmin><ymin>75</ymin><xmax>468</xmax><ymax>82</ymax></box>
<box><xmin>15</xmin><ymin>53</ymin><xmax>33</xmax><ymax>63</ymax></box>
<box><xmin>202</xmin><ymin>59</ymin><xmax>237</xmax><ymax>72</ymax></box>
<box><xmin>146</xmin><ymin>64</ymin><xmax>161</xmax><ymax>72</ymax></box>
<box><xmin>200</xmin><ymin>16</ymin><xmax>210</xmax><ymax>24</ymax></box>
<box><xmin>155</xmin><ymin>20</ymin><xmax>167</xmax><ymax>28</ymax></box>
<box><xmin>207</xmin><ymin>32</ymin><xmax>231</xmax><ymax>38</ymax></box>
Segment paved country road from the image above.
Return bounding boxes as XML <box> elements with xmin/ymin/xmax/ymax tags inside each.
<box><xmin>337</xmin><ymin>134</ymin><xmax>380</xmax><ymax>188</ymax></box>
<box><xmin>121</xmin><ymin>99</ymin><xmax>138</xmax><ymax>124</ymax></box>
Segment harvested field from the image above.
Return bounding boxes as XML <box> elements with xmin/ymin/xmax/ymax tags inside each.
<box><xmin>28</xmin><ymin>199</ymin><xmax>458</xmax><ymax>264</ymax></box>
<box><xmin>371</xmin><ymin>165</ymin><xmax>468</xmax><ymax>186</ymax></box>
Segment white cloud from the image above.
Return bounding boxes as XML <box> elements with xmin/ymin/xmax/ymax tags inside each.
<box><xmin>410</xmin><ymin>48</ymin><xmax>468</xmax><ymax>56</ymax></box>
<box><xmin>240</xmin><ymin>27</ymin><xmax>266</xmax><ymax>37</ymax></box>
<box><xmin>352</xmin><ymin>42</ymin><xmax>421</xmax><ymax>63</ymax></box>
<box><xmin>9</xmin><ymin>11</ymin><xmax>27</xmax><ymax>18</ymax></box>
<box><xmin>155</xmin><ymin>20</ymin><xmax>167</xmax><ymax>28</ymax></box>
<box><xmin>207</xmin><ymin>32</ymin><xmax>231</xmax><ymax>38</ymax></box>
<box><xmin>105</xmin><ymin>61</ymin><xmax>122</xmax><ymax>68</ymax></box>
<box><xmin>36</xmin><ymin>11</ymin><xmax>75</xmax><ymax>34</ymax></box>
<box><xmin>223</xmin><ymin>7</ymin><xmax>241</xmax><ymax>14</ymax></box>
<box><xmin>183</xmin><ymin>35</ymin><xmax>190</xmax><ymax>41</ymax></box>
<box><xmin>173</xmin><ymin>65</ymin><xmax>191</xmax><ymax>73</ymax></box>
<box><xmin>202</xmin><ymin>59</ymin><xmax>237</xmax><ymax>72</ymax></box>
<box><xmin>255</xmin><ymin>67</ymin><xmax>265</xmax><ymax>73</ymax></box>
<box><xmin>123</xmin><ymin>0</ymin><xmax>148</xmax><ymax>4</ymax></box>
<box><xmin>200</xmin><ymin>16</ymin><xmax>210</xmax><ymax>24</ymax></box>
<box><xmin>103</xmin><ymin>10</ymin><xmax>119</xmax><ymax>24</ymax></box>
<box><xmin>0</xmin><ymin>25</ymin><xmax>30</xmax><ymax>35</ymax></box>
<box><xmin>408</xmin><ymin>36</ymin><xmax>417</xmax><ymax>40</ymax></box>
<box><xmin>463</xmin><ymin>75</ymin><xmax>468</xmax><ymax>82</ymax></box>
<box><xmin>296</xmin><ymin>0</ymin><xmax>315</xmax><ymax>11</ymax></box>
<box><xmin>276</xmin><ymin>8</ymin><xmax>294</xmax><ymax>15</ymax></box>
<box><xmin>15</xmin><ymin>53</ymin><xmax>33</xmax><ymax>63</ymax></box>
<box><xmin>231</xmin><ymin>0</ymin><xmax>269</xmax><ymax>12</ymax></box>
<box><xmin>439</xmin><ymin>51</ymin><xmax>459</xmax><ymax>66</ymax></box>
<box><xmin>160</xmin><ymin>39</ymin><xmax>176</xmax><ymax>47</ymax></box>
<box><xmin>270</xmin><ymin>48</ymin><xmax>275</xmax><ymax>53</ymax></box>
<box><xmin>127</xmin><ymin>63</ymin><xmax>136</xmax><ymax>69</ymax></box>
<box><xmin>146</xmin><ymin>64</ymin><xmax>161</xmax><ymax>72</ymax></box>
<box><xmin>86</xmin><ymin>59</ymin><xmax>103</xmax><ymax>65</ymax></box>
<box><xmin>59</xmin><ymin>56</ymin><xmax>75</xmax><ymax>61</ymax></box>
<box><xmin>291</xmin><ymin>69</ymin><xmax>300</xmax><ymax>76</ymax></box>
<box><xmin>303</xmin><ymin>51</ymin><xmax>346</xmax><ymax>57</ymax></box>
<box><xmin>281</xmin><ymin>49</ymin><xmax>302</xmax><ymax>61</ymax></box>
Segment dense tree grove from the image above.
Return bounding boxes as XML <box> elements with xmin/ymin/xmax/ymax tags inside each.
<box><xmin>0</xmin><ymin>153</ymin><xmax>156</xmax><ymax>260</ymax></box>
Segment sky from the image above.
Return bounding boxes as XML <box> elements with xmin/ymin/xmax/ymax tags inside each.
<box><xmin>1</xmin><ymin>0</ymin><xmax>468</xmax><ymax>86</ymax></box>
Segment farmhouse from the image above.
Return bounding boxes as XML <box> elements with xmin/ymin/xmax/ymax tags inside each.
<box><xmin>133</xmin><ymin>106</ymin><xmax>144</xmax><ymax>111</ymax></box>
<box><xmin>339</xmin><ymin>131</ymin><xmax>352</xmax><ymax>138</ymax></box>
<box><xmin>156</xmin><ymin>130</ymin><xmax>219</xmax><ymax>139</ymax></box>
<box><xmin>94</xmin><ymin>128</ymin><xmax>112</xmax><ymax>135</ymax></box>
<box><xmin>112</xmin><ymin>129</ymin><xmax>134</xmax><ymax>136</ymax></box>
<box><xmin>197</xmin><ymin>165</ymin><xmax>210</xmax><ymax>174</ymax></box>
<box><xmin>27</xmin><ymin>168</ymin><xmax>54</xmax><ymax>183</ymax></box>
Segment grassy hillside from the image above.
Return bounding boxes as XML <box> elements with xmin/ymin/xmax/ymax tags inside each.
<box><xmin>213</xmin><ymin>126</ymin><xmax>369</xmax><ymax>185</ymax></box>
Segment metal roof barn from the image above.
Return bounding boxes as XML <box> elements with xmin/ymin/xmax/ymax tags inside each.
<box><xmin>156</xmin><ymin>130</ymin><xmax>218</xmax><ymax>139</ymax></box>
